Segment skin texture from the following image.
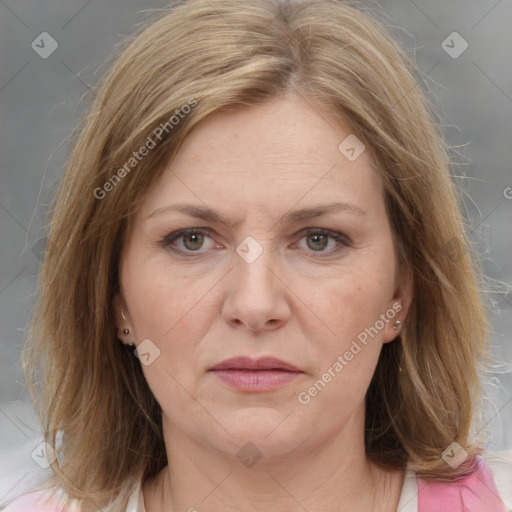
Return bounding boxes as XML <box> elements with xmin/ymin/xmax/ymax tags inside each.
<box><xmin>114</xmin><ymin>95</ymin><xmax>413</xmax><ymax>512</ymax></box>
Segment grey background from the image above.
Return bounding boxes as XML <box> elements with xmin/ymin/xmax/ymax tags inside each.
<box><xmin>0</xmin><ymin>0</ymin><xmax>511</xmax><ymax>477</ymax></box>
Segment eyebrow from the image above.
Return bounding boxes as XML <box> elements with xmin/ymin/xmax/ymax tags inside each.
<box><xmin>146</xmin><ymin>201</ymin><xmax>367</xmax><ymax>227</ymax></box>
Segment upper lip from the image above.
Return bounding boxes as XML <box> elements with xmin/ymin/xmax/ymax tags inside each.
<box><xmin>209</xmin><ymin>356</ymin><xmax>302</xmax><ymax>372</ymax></box>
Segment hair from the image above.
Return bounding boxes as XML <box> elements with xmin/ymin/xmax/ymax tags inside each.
<box><xmin>22</xmin><ymin>0</ymin><xmax>490</xmax><ymax>510</ymax></box>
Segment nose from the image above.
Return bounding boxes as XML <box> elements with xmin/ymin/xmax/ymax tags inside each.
<box><xmin>221</xmin><ymin>242</ymin><xmax>291</xmax><ymax>333</ymax></box>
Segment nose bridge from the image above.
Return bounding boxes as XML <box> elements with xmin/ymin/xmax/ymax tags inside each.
<box><xmin>234</xmin><ymin>234</ymin><xmax>276</xmax><ymax>293</ymax></box>
<box><xmin>222</xmin><ymin>234</ymin><xmax>290</xmax><ymax>331</ymax></box>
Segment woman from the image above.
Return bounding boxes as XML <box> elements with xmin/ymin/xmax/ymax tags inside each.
<box><xmin>1</xmin><ymin>0</ymin><xmax>511</xmax><ymax>510</ymax></box>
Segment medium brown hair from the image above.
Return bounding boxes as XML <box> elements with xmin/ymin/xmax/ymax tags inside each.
<box><xmin>22</xmin><ymin>0</ymin><xmax>489</xmax><ymax>509</ymax></box>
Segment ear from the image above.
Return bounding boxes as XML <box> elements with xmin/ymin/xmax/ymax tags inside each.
<box><xmin>383</xmin><ymin>263</ymin><xmax>413</xmax><ymax>344</ymax></box>
<box><xmin>112</xmin><ymin>292</ymin><xmax>133</xmax><ymax>345</ymax></box>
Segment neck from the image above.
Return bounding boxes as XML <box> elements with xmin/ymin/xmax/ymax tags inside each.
<box><xmin>143</xmin><ymin>409</ymin><xmax>404</xmax><ymax>512</ymax></box>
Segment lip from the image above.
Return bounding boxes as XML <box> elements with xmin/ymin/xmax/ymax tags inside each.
<box><xmin>209</xmin><ymin>356</ymin><xmax>304</xmax><ymax>392</ymax></box>
<box><xmin>210</xmin><ymin>356</ymin><xmax>302</xmax><ymax>372</ymax></box>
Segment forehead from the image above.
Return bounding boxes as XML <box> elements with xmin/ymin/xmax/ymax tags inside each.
<box><xmin>139</xmin><ymin>95</ymin><xmax>383</xmax><ymax>220</ymax></box>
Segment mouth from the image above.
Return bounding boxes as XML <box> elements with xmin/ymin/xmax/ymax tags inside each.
<box><xmin>209</xmin><ymin>356</ymin><xmax>304</xmax><ymax>392</ymax></box>
<box><xmin>210</xmin><ymin>356</ymin><xmax>302</xmax><ymax>372</ymax></box>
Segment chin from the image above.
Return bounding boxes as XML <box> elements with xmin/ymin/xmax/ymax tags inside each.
<box><xmin>211</xmin><ymin>409</ymin><xmax>310</xmax><ymax>457</ymax></box>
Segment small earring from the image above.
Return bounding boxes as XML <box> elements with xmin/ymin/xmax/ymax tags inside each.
<box><xmin>123</xmin><ymin>328</ymin><xmax>130</xmax><ymax>335</ymax></box>
<box><xmin>121</xmin><ymin>308</ymin><xmax>126</xmax><ymax>320</ymax></box>
<box><xmin>393</xmin><ymin>320</ymin><xmax>402</xmax><ymax>332</ymax></box>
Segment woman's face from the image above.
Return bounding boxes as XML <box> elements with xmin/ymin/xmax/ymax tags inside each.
<box><xmin>115</xmin><ymin>95</ymin><xmax>411</xmax><ymax>462</ymax></box>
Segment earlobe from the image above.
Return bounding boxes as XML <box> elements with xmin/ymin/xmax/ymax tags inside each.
<box><xmin>382</xmin><ymin>300</ymin><xmax>405</xmax><ymax>343</ymax></box>
<box><xmin>113</xmin><ymin>293</ymin><xmax>133</xmax><ymax>345</ymax></box>
<box><xmin>383</xmin><ymin>265</ymin><xmax>413</xmax><ymax>344</ymax></box>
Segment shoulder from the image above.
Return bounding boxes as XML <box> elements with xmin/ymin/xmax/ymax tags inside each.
<box><xmin>1</xmin><ymin>488</ymin><xmax>79</xmax><ymax>511</ymax></box>
<box><xmin>1</xmin><ymin>479</ymin><xmax>144</xmax><ymax>512</ymax></box>
<box><xmin>484</xmin><ymin>449</ymin><xmax>512</xmax><ymax>510</ymax></box>
<box><xmin>0</xmin><ymin>436</ymin><xmax>78</xmax><ymax>511</ymax></box>
<box><xmin>0</xmin><ymin>436</ymin><xmax>143</xmax><ymax>512</ymax></box>
<box><xmin>417</xmin><ymin>451</ymin><xmax>512</xmax><ymax>511</ymax></box>
<box><xmin>1</xmin><ymin>483</ymin><xmax>144</xmax><ymax>512</ymax></box>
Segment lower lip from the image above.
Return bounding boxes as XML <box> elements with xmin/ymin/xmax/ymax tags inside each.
<box><xmin>210</xmin><ymin>369</ymin><xmax>303</xmax><ymax>391</ymax></box>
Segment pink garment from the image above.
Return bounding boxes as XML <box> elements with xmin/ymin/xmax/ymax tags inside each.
<box><xmin>417</xmin><ymin>455</ymin><xmax>508</xmax><ymax>511</ymax></box>
<box><xmin>1</xmin><ymin>489</ymin><xmax>75</xmax><ymax>511</ymax></box>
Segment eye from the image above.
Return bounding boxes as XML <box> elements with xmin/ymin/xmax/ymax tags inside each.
<box><xmin>160</xmin><ymin>227</ymin><xmax>350</xmax><ymax>258</ymax></box>
<box><xmin>161</xmin><ymin>229</ymin><xmax>215</xmax><ymax>256</ymax></box>
<box><xmin>295</xmin><ymin>228</ymin><xmax>350</xmax><ymax>256</ymax></box>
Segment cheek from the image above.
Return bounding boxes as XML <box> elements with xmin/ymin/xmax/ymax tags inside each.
<box><xmin>298</xmin><ymin>271</ymin><xmax>391</xmax><ymax>417</ymax></box>
<box><xmin>124</xmin><ymin>253</ymin><xmax>205</xmax><ymax>338</ymax></box>
<box><xmin>124</xmin><ymin>263</ymin><xmax>223</xmax><ymax>396</ymax></box>
<box><xmin>304</xmin><ymin>254</ymin><xmax>396</xmax><ymax>365</ymax></box>
<box><xmin>127</xmin><ymin>269</ymin><xmax>210</xmax><ymax>406</ymax></box>
<box><xmin>323</xmin><ymin>267</ymin><xmax>393</xmax><ymax>330</ymax></box>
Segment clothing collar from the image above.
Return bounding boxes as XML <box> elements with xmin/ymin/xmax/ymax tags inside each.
<box><xmin>128</xmin><ymin>468</ymin><xmax>419</xmax><ymax>512</ymax></box>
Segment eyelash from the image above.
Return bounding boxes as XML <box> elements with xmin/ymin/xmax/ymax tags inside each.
<box><xmin>160</xmin><ymin>228</ymin><xmax>350</xmax><ymax>259</ymax></box>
